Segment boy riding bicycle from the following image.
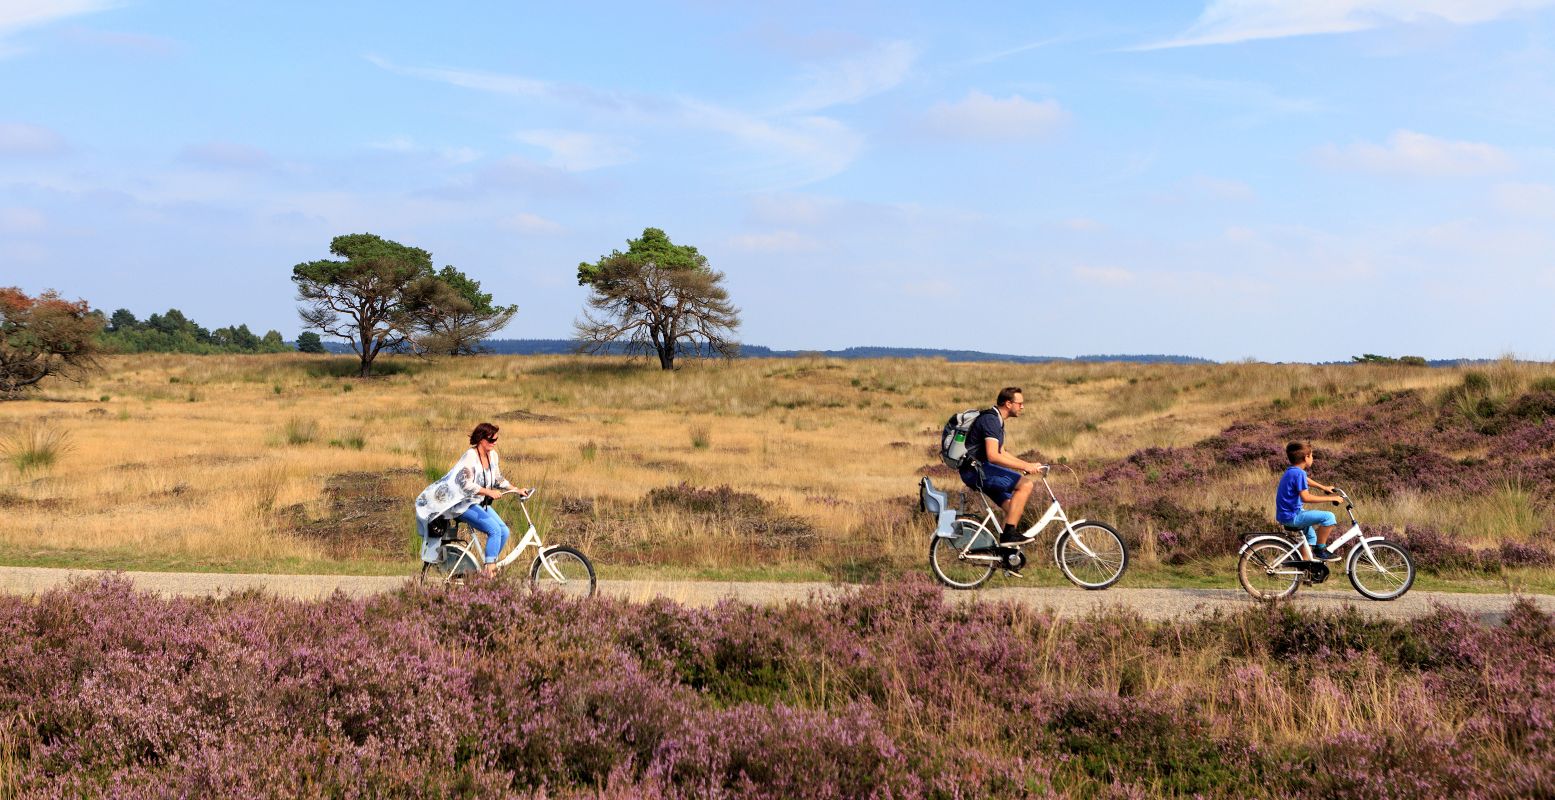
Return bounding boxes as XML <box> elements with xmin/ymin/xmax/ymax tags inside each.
<box><xmin>1275</xmin><ymin>441</ymin><xmax>1345</xmax><ymax>561</ymax></box>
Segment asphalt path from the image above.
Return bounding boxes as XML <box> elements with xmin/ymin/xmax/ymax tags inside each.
<box><xmin>1</xmin><ymin>566</ymin><xmax>1549</xmax><ymax>624</ymax></box>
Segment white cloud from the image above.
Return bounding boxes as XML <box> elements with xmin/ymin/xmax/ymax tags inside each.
<box><xmin>368</xmin><ymin>137</ymin><xmax>482</xmax><ymax>165</ymax></box>
<box><xmin>1494</xmin><ymin>182</ymin><xmax>1555</xmax><ymax>217</ymax></box>
<box><xmin>727</xmin><ymin>230</ymin><xmax>821</xmax><ymax>253</ymax></box>
<box><xmin>514</xmin><ymin>129</ymin><xmax>633</xmax><ymax>171</ymax></box>
<box><xmin>1073</xmin><ymin>265</ymin><xmax>1136</xmax><ymax>286</ymax></box>
<box><xmin>1061</xmin><ymin>217</ymin><xmax>1105</xmax><ymax>232</ymax></box>
<box><xmin>1142</xmin><ymin>0</ymin><xmax>1555</xmax><ymax>49</ymax></box>
<box><xmin>364</xmin><ymin>54</ymin><xmax>551</xmax><ymax>96</ymax></box>
<box><xmin>783</xmin><ymin>40</ymin><xmax>916</xmax><ymax>113</ymax></box>
<box><xmin>0</xmin><ymin>122</ymin><xmax>67</xmax><ymax>155</ymax></box>
<box><xmin>178</xmin><ymin>141</ymin><xmax>272</xmax><ymax>170</ymax></box>
<box><xmin>501</xmin><ymin>212</ymin><xmax>564</xmax><ymax>234</ymax></box>
<box><xmin>925</xmin><ymin>91</ymin><xmax>1068</xmax><ymax>141</ymax></box>
<box><xmin>901</xmin><ymin>279</ymin><xmax>957</xmax><ymax>298</ymax></box>
<box><xmin>1187</xmin><ymin>175</ymin><xmax>1258</xmax><ymax>202</ymax></box>
<box><xmin>1318</xmin><ymin>130</ymin><xmax>1513</xmax><ymax>177</ymax></box>
<box><xmin>0</xmin><ymin>0</ymin><xmax>116</xmax><ymax>56</ymax></box>
<box><xmin>0</xmin><ymin>207</ymin><xmax>45</xmax><ymax>232</ymax></box>
<box><xmin>370</xmin><ymin>55</ymin><xmax>863</xmax><ymax>187</ymax></box>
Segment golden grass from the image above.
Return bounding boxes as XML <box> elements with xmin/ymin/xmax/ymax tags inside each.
<box><xmin>2</xmin><ymin>353</ymin><xmax>1552</xmax><ymax>576</ymax></box>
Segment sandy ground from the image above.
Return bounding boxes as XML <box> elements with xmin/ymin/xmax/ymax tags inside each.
<box><xmin>1</xmin><ymin>566</ymin><xmax>1549</xmax><ymax>624</ymax></box>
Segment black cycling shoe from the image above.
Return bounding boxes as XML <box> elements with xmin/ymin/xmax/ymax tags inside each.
<box><xmin>1314</xmin><ymin>547</ymin><xmax>1343</xmax><ymax>561</ymax></box>
<box><xmin>998</xmin><ymin>531</ymin><xmax>1028</xmax><ymax>545</ymax></box>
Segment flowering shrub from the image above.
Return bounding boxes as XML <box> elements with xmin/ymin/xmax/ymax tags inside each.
<box><xmin>3</xmin><ymin>577</ymin><xmax>1550</xmax><ymax>797</ymax></box>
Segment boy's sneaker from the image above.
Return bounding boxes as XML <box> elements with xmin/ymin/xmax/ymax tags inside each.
<box><xmin>1314</xmin><ymin>546</ymin><xmax>1342</xmax><ymax>561</ymax></box>
<box><xmin>999</xmin><ymin>531</ymin><xmax>1028</xmax><ymax>545</ymax></box>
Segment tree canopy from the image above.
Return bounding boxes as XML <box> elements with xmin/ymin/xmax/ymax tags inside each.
<box><xmin>100</xmin><ymin>308</ymin><xmax>288</xmax><ymax>354</ymax></box>
<box><xmin>1</xmin><ymin>287</ymin><xmax>103</xmax><ymax>397</ymax></box>
<box><xmin>575</xmin><ymin>228</ymin><xmax>740</xmax><ymax>370</ymax></box>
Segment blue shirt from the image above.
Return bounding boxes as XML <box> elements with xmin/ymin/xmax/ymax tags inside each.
<box><xmin>1275</xmin><ymin>466</ymin><xmax>1308</xmax><ymax>522</ymax></box>
<box><xmin>963</xmin><ymin>409</ymin><xmax>1004</xmax><ymax>465</ymax></box>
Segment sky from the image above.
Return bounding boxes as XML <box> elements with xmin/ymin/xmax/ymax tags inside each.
<box><xmin>3</xmin><ymin>0</ymin><xmax>1554</xmax><ymax>362</ymax></box>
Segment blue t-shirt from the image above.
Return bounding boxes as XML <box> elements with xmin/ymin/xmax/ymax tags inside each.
<box><xmin>963</xmin><ymin>409</ymin><xmax>1004</xmax><ymax>465</ymax></box>
<box><xmin>1274</xmin><ymin>466</ymin><xmax>1308</xmax><ymax>522</ymax></box>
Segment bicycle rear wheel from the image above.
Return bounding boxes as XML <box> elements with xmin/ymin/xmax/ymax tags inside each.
<box><xmin>421</xmin><ymin>541</ymin><xmax>482</xmax><ymax>585</ymax></box>
<box><xmin>1238</xmin><ymin>539</ymin><xmax>1300</xmax><ymax>600</ymax></box>
<box><xmin>1055</xmin><ymin>522</ymin><xmax>1128</xmax><ymax>590</ymax></box>
<box><xmin>1347</xmin><ymin>541</ymin><xmax>1415</xmax><ymax>601</ymax></box>
<box><xmin>529</xmin><ymin>545</ymin><xmax>597</xmax><ymax>598</ymax></box>
<box><xmin>928</xmin><ymin>517</ymin><xmax>997</xmax><ymax>590</ymax></box>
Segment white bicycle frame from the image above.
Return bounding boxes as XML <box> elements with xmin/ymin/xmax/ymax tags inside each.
<box><xmin>447</xmin><ymin>491</ymin><xmax>575</xmax><ymax>582</ymax></box>
<box><xmin>957</xmin><ymin>469</ymin><xmax>1100</xmax><ymax>564</ymax></box>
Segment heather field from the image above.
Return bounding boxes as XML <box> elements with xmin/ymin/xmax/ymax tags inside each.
<box><xmin>1</xmin><ymin>576</ymin><xmax>1551</xmax><ymax>798</ymax></box>
<box><xmin>3</xmin><ymin>354</ymin><xmax>1555</xmax><ymax>590</ymax></box>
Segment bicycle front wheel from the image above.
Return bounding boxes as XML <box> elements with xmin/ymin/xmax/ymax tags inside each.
<box><xmin>1238</xmin><ymin>539</ymin><xmax>1300</xmax><ymax>600</ymax></box>
<box><xmin>928</xmin><ymin>517</ymin><xmax>997</xmax><ymax>590</ymax></box>
<box><xmin>1348</xmin><ymin>541</ymin><xmax>1415</xmax><ymax>601</ymax></box>
<box><xmin>529</xmin><ymin>545</ymin><xmax>597</xmax><ymax>598</ymax></box>
<box><xmin>1056</xmin><ymin>522</ymin><xmax>1128</xmax><ymax>590</ymax></box>
<box><xmin>421</xmin><ymin>541</ymin><xmax>482</xmax><ymax>585</ymax></box>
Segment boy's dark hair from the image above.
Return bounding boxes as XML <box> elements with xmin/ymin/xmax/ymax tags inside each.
<box><xmin>1286</xmin><ymin>441</ymin><xmax>1311</xmax><ymax>465</ymax></box>
<box><xmin>470</xmin><ymin>422</ymin><xmax>500</xmax><ymax>446</ymax></box>
<box><xmin>996</xmin><ymin>386</ymin><xmax>1023</xmax><ymax>406</ymax></box>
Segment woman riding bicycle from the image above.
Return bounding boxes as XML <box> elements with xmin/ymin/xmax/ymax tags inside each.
<box><xmin>415</xmin><ymin>422</ymin><xmax>531</xmax><ymax>573</ymax></box>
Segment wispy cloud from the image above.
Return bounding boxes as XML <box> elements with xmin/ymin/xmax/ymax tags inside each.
<box><xmin>782</xmin><ymin>40</ymin><xmax>916</xmax><ymax>112</ymax></box>
<box><xmin>0</xmin><ymin>206</ymin><xmax>45</xmax><ymax>232</ymax></box>
<box><xmin>925</xmin><ymin>91</ymin><xmax>1068</xmax><ymax>140</ymax></box>
<box><xmin>727</xmin><ymin>230</ymin><xmax>821</xmax><ymax>253</ymax></box>
<box><xmin>1318</xmin><ymin>130</ymin><xmax>1513</xmax><ymax>177</ymax></box>
<box><xmin>367</xmin><ymin>137</ymin><xmax>481</xmax><ymax>165</ymax></box>
<box><xmin>369</xmin><ymin>55</ymin><xmax>865</xmax><ymax>186</ymax></box>
<box><xmin>0</xmin><ymin>122</ymin><xmax>68</xmax><ymax>156</ymax></box>
<box><xmin>364</xmin><ymin>54</ymin><xmax>550</xmax><ymax>96</ymax></box>
<box><xmin>0</xmin><ymin>0</ymin><xmax>117</xmax><ymax>55</ymax></box>
<box><xmin>1072</xmin><ymin>265</ymin><xmax>1135</xmax><ymax>286</ymax></box>
<box><xmin>514</xmin><ymin>129</ymin><xmax>633</xmax><ymax>171</ymax></box>
<box><xmin>1140</xmin><ymin>0</ymin><xmax>1555</xmax><ymax>50</ymax></box>
<box><xmin>1494</xmin><ymin>182</ymin><xmax>1555</xmax><ymax>217</ymax></box>
<box><xmin>501</xmin><ymin>211</ymin><xmax>564</xmax><ymax>234</ymax></box>
<box><xmin>966</xmin><ymin>36</ymin><xmax>1067</xmax><ymax>66</ymax></box>
<box><xmin>178</xmin><ymin>141</ymin><xmax>273</xmax><ymax>170</ymax></box>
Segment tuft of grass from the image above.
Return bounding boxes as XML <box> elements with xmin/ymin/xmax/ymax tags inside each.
<box><xmin>580</xmin><ymin>441</ymin><xmax>598</xmax><ymax>461</ymax></box>
<box><xmin>282</xmin><ymin>418</ymin><xmax>317</xmax><ymax>446</ymax></box>
<box><xmin>689</xmin><ymin>424</ymin><xmax>711</xmax><ymax>450</ymax></box>
<box><xmin>1</xmin><ymin>422</ymin><xmax>71</xmax><ymax>476</ymax></box>
<box><xmin>329</xmin><ymin>430</ymin><xmax>366</xmax><ymax>450</ymax></box>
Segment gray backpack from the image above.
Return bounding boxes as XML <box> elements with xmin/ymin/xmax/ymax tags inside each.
<box><xmin>939</xmin><ymin>408</ymin><xmax>991</xmax><ymax>468</ymax></box>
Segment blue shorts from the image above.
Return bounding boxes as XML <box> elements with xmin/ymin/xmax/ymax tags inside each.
<box><xmin>960</xmin><ymin>462</ymin><xmax>1023</xmax><ymax>504</ymax></box>
<box><xmin>1278</xmin><ymin>509</ymin><xmax>1336</xmax><ymax>546</ymax></box>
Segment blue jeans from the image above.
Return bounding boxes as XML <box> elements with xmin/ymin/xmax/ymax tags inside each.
<box><xmin>457</xmin><ymin>504</ymin><xmax>512</xmax><ymax>563</ymax></box>
<box><xmin>1279</xmin><ymin>509</ymin><xmax>1336</xmax><ymax>546</ymax></box>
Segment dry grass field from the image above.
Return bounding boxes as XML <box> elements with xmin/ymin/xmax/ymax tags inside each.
<box><xmin>2</xmin><ymin>353</ymin><xmax>1553</xmax><ymax>588</ymax></box>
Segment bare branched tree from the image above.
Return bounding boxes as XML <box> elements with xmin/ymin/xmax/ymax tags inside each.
<box><xmin>575</xmin><ymin>228</ymin><xmax>740</xmax><ymax>370</ymax></box>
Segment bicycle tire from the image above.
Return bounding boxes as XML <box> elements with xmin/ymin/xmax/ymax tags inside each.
<box><xmin>1347</xmin><ymin>541</ymin><xmax>1415</xmax><ymax>601</ymax></box>
<box><xmin>1055</xmin><ymin>521</ymin><xmax>1128</xmax><ymax>590</ymax></box>
<box><xmin>529</xmin><ymin>545</ymin><xmax>597</xmax><ymax>598</ymax></box>
<box><xmin>421</xmin><ymin>541</ymin><xmax>482</xmax><ymax>585</ymax></box>
<box><xmin>928</xmin><ymin>517</ymin><xmax>996</xmax><ymax>590</ymax></box>
<box><xmin>1238</xmin><ymin>537</ymin><xmax>1301</xmax><ymax>600</ymax></box>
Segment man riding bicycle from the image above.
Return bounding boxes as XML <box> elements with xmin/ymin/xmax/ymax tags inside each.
<box><xmin>958</xmin><ymin>386</ymin><xmax>1046</xmax><ymax>550</ymax></box>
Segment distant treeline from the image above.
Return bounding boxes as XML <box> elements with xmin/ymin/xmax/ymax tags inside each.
<box><xmin>97</xmin><ymin>308</ymin><xmax>290</xmax><ymax>354</ymax></box>
<box><xmin>326</xmin><ymin>338</ymin><xmax>1219</xmax><ymax>365</ymax></box>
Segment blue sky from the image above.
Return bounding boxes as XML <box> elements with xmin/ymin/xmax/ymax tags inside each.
<box><xmin>4</xmin><ymin>1</ymin><xmax>1554</xmax><ymax>361</ymax></box>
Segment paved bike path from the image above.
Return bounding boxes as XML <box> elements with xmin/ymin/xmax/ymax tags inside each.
<box><xmin>0</xmin><ymin>566</ymin><xmax>1548</xmax><ymax>623</ymax></box>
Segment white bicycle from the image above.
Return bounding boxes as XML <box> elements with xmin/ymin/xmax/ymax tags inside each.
<box><xmin>919</xmin><ymin>465</ymin><xmax>1128</xmax><ymax>590</ymax></box>
<box><xmin>1237</xmin><ymin>487</ymin><xmax>1415</xmax><ymax>601</ymax></box>
<box><xmin>420</xmin><ymin>489</ymin><xmax>597</xmax><ymax>598</ymax></box>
